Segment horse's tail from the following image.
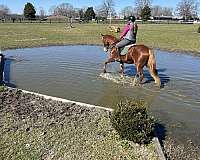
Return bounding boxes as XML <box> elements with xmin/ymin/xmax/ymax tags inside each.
<box><xmin>147</xmin><ymin>49</ymin><xmax>161</xmax><ymax>88</ymax></box>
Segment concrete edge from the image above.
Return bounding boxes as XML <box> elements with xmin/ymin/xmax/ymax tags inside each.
<box><xmin>7</xmin><ymin>87</ymin><xmax>166</xmax><ymax>159</ymax></box>
<box><xmin>17</xmin><ymin>88</ymin><xmax>114</xmax><ymax>112</ymax></box>
<box><xmin>152</xmin><ymin>137</ymin><xmax>166</xmax><ymax>160</ymax></box>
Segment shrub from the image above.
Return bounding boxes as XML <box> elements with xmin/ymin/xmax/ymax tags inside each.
<box><xmin>0</xmin><ymin>85</ymin><xmax>4</xmax><ymax>92</ymax></box>
<box><xmin>111</xmin><ymin>99</ymin><xmax>155</xmax><ymax>144</ymax></box>
<box><xmin>198</xmin><ymin>26</ymin><xmax>200</xmax><ymax>33</ymax></box>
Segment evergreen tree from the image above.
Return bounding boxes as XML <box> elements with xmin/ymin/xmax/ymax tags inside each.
<box><xmin>24</xmin><ymin>2</ymin><xmax>36</xmax><ymax>19</ymax></box>
<box><xmin>141</xmin><ymin>5</ymin><xmax>151</xmax><ymax>21</ymax></box>
<box><xmin>84</xmin><ymin>7</ymin><xmax>96</xmax><ymax>20</ymax></box>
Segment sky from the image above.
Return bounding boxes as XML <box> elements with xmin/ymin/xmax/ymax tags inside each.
<box><xmin>0</xmin><ymin>0</ymin><xmax>181</xmax><ymax>15</ymax></box>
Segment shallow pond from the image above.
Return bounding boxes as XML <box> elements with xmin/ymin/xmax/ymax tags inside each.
<box><xmin>3</xmin><ymin>45</ymin><xmax>200</xmax><ymax>145</ymax></box>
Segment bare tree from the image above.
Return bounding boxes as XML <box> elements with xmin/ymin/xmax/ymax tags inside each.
<box><xmin>135</xmin><ymin>0</ymin><xmax>152</xmax><ymax>16</ymax></box>
<box><xmin>121</xmin><ymin>6</ymin><xmax>135</xmax><ymax>18</ymax></box>
<box><xmin>151</xmin><ymin>5</ymin><xmax>162</xmax><ymax>17</ymax></box>
<box><xmin>162</xmin><ymin>7</ymin><xmax>173</xmax><ymax>16</ymax></box>
<box><xmin>176</xmin><ymin>0</ymin><xmax>198</xmax><ymax>20</ymax></box>
<box><xmin>96</xmin><ymin>0</ymin><xmax>115</xmax><ymax>18</ymax></box>
<box><xmin>49</xmin><ymin>3</ymin><xmax>75</xmax><ymax>17</ymax></box>
<box><xmin>49</xmin><ymin>5</ymin><xmax>56</xmax><ymax>15</ymax></box>
<box><xmin>39</xmin><ymin>7</ymin><xmax>46</xmax><ymax>19</ymax></box>
<box><xmin>152</xmin><ymin>6</ymin><xmax>173</xmax><ymax>17</ymax></box>
<box><xmin>54</xmin><ymin>3</ymin><xmax>75</xmax><ymax>17</ymax></box>
<box><xmin>0</xmin><ymin>5</ymin><xmax>10</xmax><ymax>17</ymax></box>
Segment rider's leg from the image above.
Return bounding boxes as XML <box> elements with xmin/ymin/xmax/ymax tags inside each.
<box><xmin>115</xmin><ymin>38</ymin><xmax>132</xmax><ymax>56</ymax></box>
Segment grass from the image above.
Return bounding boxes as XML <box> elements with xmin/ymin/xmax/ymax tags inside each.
<box><xmin>0</xmin><ymin>88</ymin><xmax>159</xmax><ymax>160</ymax></box>
<box><xmin>0</xmin><ymin>112</ymin><xmax>157</xmax><ymax>160</ymax></box>
<box><xmin>0</xmin><ymin>23</ymin><xmax>200</xmax><ymax>54</ymax></box>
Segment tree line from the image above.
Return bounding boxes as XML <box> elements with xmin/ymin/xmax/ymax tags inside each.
<box><xmin>0</xmin><ymin>0</ymin><xmax>199</xmax><ymax>22</ymax></box>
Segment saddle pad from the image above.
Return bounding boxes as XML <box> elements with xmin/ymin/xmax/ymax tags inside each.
<box><xmin>120</xmin><ymin>44</ymin><xmax>136</xmax><ymax>55</ymax></box>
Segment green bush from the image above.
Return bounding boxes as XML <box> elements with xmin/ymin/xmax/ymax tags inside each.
<box><xmin>111</xmin><ymin>99</ymin><xmax>155</xmax><ymax>144</ymax></box>
<box><xmin>0</xmin><ymin>86</ymin><xmax>4</xmax><ymax>92</ymax></box>
<box><xmin>198</xmin><ymin>26</ymin><xmax>200</xmax><ymax>33</ymax></box>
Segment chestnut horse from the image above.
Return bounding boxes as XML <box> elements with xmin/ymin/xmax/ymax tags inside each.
<box><xmin>101</xmin><ymin>34</ymin><xmax>161</xmax><ymax>87</ymax></box>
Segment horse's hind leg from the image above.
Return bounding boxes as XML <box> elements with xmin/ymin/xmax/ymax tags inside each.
<box><xmin>133</xmin><ymin>64</ymin><xmax>144</xmax><ymax>86</ymax></box>
<box><xmin>104</xmin><ymin>58</ymin><xmax>115</xmax><ymax>73</ymax></box>
<box><xmin>133</xmin><ymin>73</ymin><xmax>139</xmax><ymax>86</ymax></box>
<box><xmin>139</xmin><ymin>69</ymin><xmax>144</xmax><ymax>84</ymax></box>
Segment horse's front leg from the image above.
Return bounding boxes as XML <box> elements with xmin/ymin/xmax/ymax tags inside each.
<box><xmin>104</xmin><ymin>58</ymin><xmax>115</xmax><ymax>73</ymax></box>
<box><xmin>119</xmin><ymin>62</ymin><xmax>125</xmax><ymax>75</ymax></box>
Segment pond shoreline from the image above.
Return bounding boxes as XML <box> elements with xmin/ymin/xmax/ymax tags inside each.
<box><xmin>2</xmin><ymin>43</ymin><xmax>200</xmax><ymax>57</ymax></box>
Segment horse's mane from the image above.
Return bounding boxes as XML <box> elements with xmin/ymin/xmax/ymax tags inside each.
<box><xmin>104</xmin><ymin>34</ymin><xmax>119</xmax><ymax>44</ymax></box>
<box><xmin>108</xmin><ymin>35</ymin><xmax>119</xmax><ymax>41</ymax></box>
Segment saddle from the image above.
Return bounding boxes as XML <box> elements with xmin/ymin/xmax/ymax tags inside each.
<box><xmin>120</xmin><ymin>44</ymin><xmax>136</xmax><ymax>55</ymax></box>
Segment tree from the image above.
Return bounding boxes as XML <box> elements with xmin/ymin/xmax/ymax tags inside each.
<box><xmin>24</xmin><ymin>2</ymin><xmax>36</xmax><ymax>19</ymax></box>
<box><xmin>54</xmin><ymin>3</ymin><xmax>74</xmax><ymax>17</ymax></box>
<box><xmin>151</xmin><ymin>5</ymin><xmax>162</xmax><ymax>17</ymax></box>
<box><xmin>49</xmin><ymin>5</ymin><xmax>56</xmax><ymax>15</ymax></box>
<box><xmin>162</xmin><ymin>7</ymin><xmax>173</xmax><ymax>16</ymax></box>
<box><xmin>141</xmin><ymin>5</ymin><xmax>151</xmax><ymax>21</ymax></box>
<box><xmin>176</xmin><ymin>0</ymin><xmax>198</xmax><ymax>20</ymax></box>
<box><xmin>0</xmin><ymin>5</ymin><xmax>10</xmax><ymax>17</ymax></box>
<box><xmin>84</xmin><ymin>7</ymin><xmax>96</xmax><ymax>20</ymax></box>
<box><xmin>121</xmin><ymin>6</ymin><xmax>135</xmax><ymax>19</ymax></box>
<box><xmin>135</xmin><ymin>0</ymin><xmax>152</xmax><ymax>16</ymax></box>
<box><xmin>96</xmin><ymin>0</ymin><xmax>115</xmax><ymax>18</ymax></box>
<box><xmin>39</xmin><ymin>7</ymin><xmax>46</xmax><ymax>19</ymax></box>
<box><xmin>152</xmin><ymin>6</ymin><xmax>173</xmax><ymax>17</ymax></box>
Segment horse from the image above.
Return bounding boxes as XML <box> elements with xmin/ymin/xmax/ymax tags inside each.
<box><xmin>101</xmin><ymin>34</ymin><xmax>161</xmax><ymax>88</ymax></box>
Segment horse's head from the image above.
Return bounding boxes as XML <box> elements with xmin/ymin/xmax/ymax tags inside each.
<box><xmin>101</xmin><ymin>34</ymin><xmax>119</xmax><ymax>52</ymax></box>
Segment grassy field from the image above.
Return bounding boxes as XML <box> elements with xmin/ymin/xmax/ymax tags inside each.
<box><xmin>0</xmin><ymin>22</ymin><xmax>200</xmax><ymax>54</ymax></box>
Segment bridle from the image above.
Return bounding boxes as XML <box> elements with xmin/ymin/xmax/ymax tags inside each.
<box><xmin>103</xmin><ymin>39</ymin><xmax>118</xmax><ymax>53</ymax></box>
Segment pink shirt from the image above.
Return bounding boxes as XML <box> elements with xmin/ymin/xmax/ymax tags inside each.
<box><xmin>120</xmin><ymin>22</ymin><xmax>132</xmax><ymax>38</ymax></box>
<box><xmin>120</xmin><ymin>22</ymin><xmax>137</xmax><ymax>39</ymax></box>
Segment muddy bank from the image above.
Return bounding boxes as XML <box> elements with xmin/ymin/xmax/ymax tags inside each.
<box><xmin>0</xmin><ymin>87</ymin><xmax>158</xmax><ymax>160</ymax></box>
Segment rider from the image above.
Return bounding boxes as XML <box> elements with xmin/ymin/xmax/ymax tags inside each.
<box><xmin>116</xmin><ymin>15</ymin><xmax>138</xmax><ymax>55</ymax></box>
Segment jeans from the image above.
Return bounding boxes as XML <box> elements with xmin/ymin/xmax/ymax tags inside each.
<box><xmin>116</xmin><ymin>38</ymin><xmax>135</xmax><ymax>53</ymax></box>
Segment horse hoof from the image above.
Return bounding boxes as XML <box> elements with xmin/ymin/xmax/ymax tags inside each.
<box><xmin>103</xmin><ymin>69</ymin><xmax>107</xmax><ymax>73</ymax></box>
<box><xmin>138</xmin><ymin>83</ymin><xmax>142</xmax><ymax>87</ymax></box>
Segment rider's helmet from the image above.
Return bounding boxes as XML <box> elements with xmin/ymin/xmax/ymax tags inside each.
<box><xmin>128</xmin><ymin>16</ymin><xmax>136</xmax><ymax>22</ymax></box>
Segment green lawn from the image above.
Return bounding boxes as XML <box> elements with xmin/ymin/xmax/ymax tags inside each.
<box><xmin>0</xmin><ymin>22</ymin><xmax>200</xmax><ymax>53</ymax></box>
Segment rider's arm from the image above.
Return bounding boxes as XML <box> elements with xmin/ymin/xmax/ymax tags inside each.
<box><xmin>120</xmin><ymin>23</ymin><xmax>130</xmax><ymax>39</ymax></box>
<box><xmin>134</xmin><ymin>23</ymin><xmax>138</xmax><ymax>35</ymax></box>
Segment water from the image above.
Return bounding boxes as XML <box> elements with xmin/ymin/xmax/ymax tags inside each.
<box><xmin>3</xmin><ymin>45</ymin><xmax>200</xmax><ymax>146</ymax></box>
